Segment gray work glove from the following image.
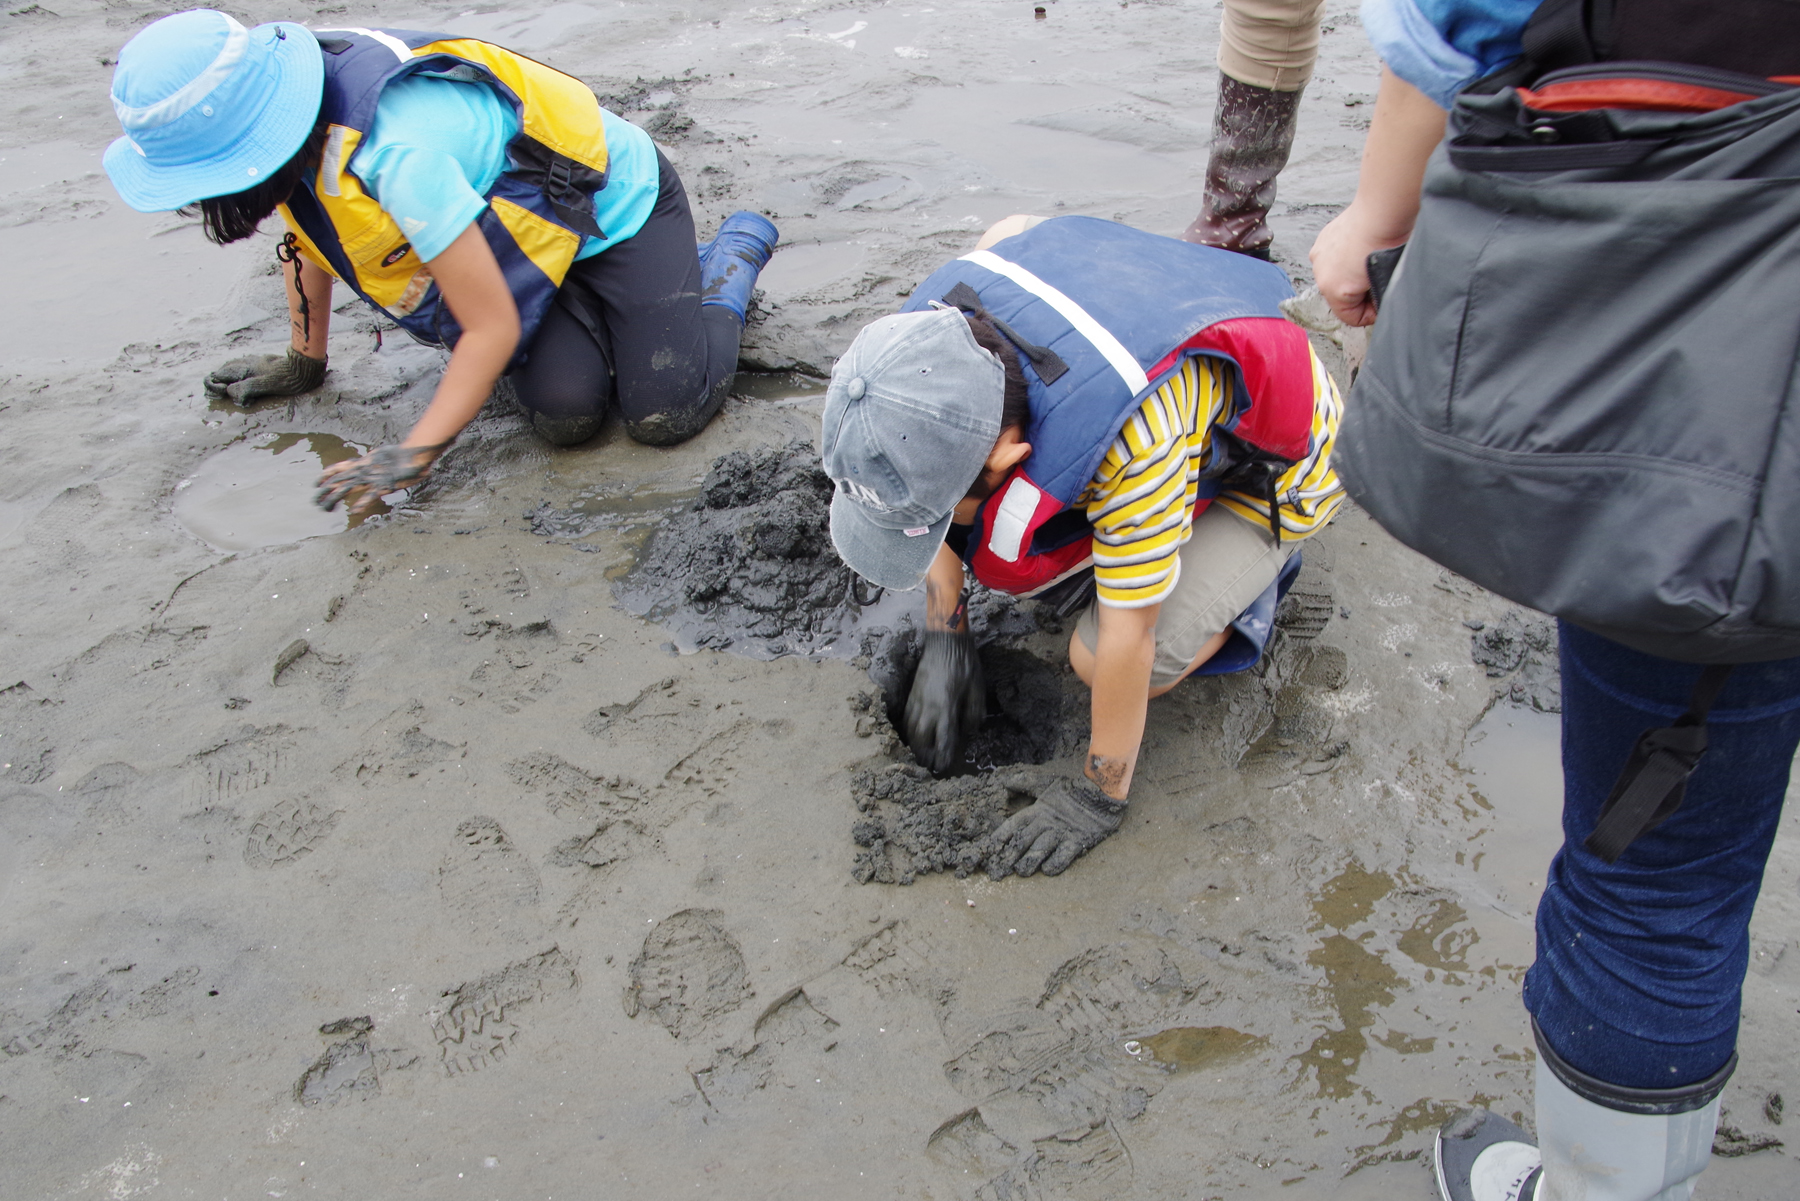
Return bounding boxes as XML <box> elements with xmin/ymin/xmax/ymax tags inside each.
<box><xmin>204</xmin><ymin>347</ymin><xmax>327</xmax><ymax>404</ymax></box>
<box><xmin>315</xmin><ymin>443</ymin><xmax>446</xmax><ymax>515</ymax></box>
<box><xmin>904</xmin><ymin>628</ymin><xmax>986</xmax><ymax>774</ymax></box>
<box><xmin>984</xmin><ymin>775</ymin><xmax>1126</xmax><ymax>879</ymax></box>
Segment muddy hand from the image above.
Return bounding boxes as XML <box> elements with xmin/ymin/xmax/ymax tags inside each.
<box><xmin>904</xmin><ymin>628</ymin><xmax>986</xmax><ymax>774</ymax></box>
<box><xmin>315</xmin><ymin>443</ymin><xmax>445</xmax><ymax>515</ymax></box>
<box><xmin>204</xmin><ymin>348</ymin><xmax>326</xmax><ymax>404</ymax></box>
<box><xmin>984</xmin><ymin>775</ymin><xmax>1125</xmax><ymax>879</ymax></box>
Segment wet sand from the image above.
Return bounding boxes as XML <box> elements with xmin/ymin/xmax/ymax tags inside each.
<box><xmin>3</xmin><ymin>2</ymin><xmax>1798</xmax><ymax>1198</ymax></box>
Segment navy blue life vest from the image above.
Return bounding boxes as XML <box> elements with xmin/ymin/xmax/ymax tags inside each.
<box><xmin>901</xmin><ymin>216</ymin><xmax>1314</xmax><ymax>597</ymax></box>
<box><xmin>277</xmin><ymin>27</ymin><xmax>614</xmax><ymax>357</ymax></box>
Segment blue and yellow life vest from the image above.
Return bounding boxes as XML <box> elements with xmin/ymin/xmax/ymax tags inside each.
<box><xmin>277</xmin><ymin>26</ymin><xmax>612</xmax><ymax>353</ymax></box>
<box><xmin>900</xmin><ymin>216</ymin><xmax>1315</xmax><ymax>597</ymax></box>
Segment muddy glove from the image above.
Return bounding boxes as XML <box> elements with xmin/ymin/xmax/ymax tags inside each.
<box><xmin>904</xmin><ymin>628</ymin><xmax>986</xmax><ymax>774</ymax></box>
<box><xmin>984</xmin><ymin>775</ymin><xmax>1126</xmax><ymax>879</ymax></box>
<box><xmin>315</xmin><ymin>442</ymin><xmax>446</xmax><ymax>515</ymax></box>
<box><xmin>204</xmin><ymin>348</ymin><xmax>326</xmax><ymax>405</ymax></box>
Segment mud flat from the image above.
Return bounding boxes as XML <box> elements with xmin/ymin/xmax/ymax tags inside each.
<box><xmin>3</xmin><ymin>2</ymin><xmax>1798</xmax><ymax>1200</ymax></box>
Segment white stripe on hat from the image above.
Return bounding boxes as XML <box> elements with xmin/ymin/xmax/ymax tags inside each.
<box><xmin>959</xmin><ymin>249</ymin><xmax>1150</xmax><ymax>396</ymax></box>
<box><xmin>113</xmin><ymin>14</ymin><xmax>250</xmax><ymax>131</ymax></box>
<box><xmin>314</xmin><ymin>27</ymin><xmax>416</xmax><ymax>62</ymax></box>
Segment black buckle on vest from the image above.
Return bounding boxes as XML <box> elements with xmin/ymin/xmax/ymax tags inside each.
<box><xmin>940</xmin><ymin>281</ymin><xmax>1069</xmax><ymax>385</ymax></box>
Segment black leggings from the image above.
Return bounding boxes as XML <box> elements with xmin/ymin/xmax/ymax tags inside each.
<box><xmin>510</xmin><ymin>149</ymin><xmax>740</xmax><ymax>446</ymax></box>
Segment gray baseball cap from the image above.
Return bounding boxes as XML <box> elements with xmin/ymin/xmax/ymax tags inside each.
<box><xmin>822</xmin><ymin>308</ymin><xmax>1005</xmax><ymax>592</ymax></box>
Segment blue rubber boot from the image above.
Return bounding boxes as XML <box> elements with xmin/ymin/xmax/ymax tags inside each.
<box><xmin>698</xmin><ymin>211</ymin><xmax>778</xmax><ymax>323</ymax></box>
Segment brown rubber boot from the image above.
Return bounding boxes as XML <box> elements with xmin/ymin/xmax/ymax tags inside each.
<box><xmin>1183</xmin><ymin>73</ymin><xmax>1303</xmax><ymax>260</ymax></box>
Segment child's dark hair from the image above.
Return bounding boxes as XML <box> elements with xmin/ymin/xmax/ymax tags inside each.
<box><xmin>180</xmin><ymin>118</ymin><xmax>329</xmax><ymax>245</ymax></box>
<box><xmin>965</xmin><ymin>313</ymin><xmax>1031</xmax><ymax>430</ymax></box>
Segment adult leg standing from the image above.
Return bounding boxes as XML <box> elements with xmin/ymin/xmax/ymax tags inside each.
<box><xmin>1183</xmin><ymin>0</ymin><xmax>1326</xmax><ymax>257</ymax></box>
<box><xmin>510</xmin><ymin>149</ymin><xmax>771</xmax><ymax>446</ymax></box>
<box><xmin>1440</xmin><ymin>626</ymin><xmax>1800</xmax><ymax>1201</ymax></box>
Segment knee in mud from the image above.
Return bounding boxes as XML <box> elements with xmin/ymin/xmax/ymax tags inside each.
<box><xmin>530</xmin><ymin>411</ymin><xmax>606</xmax><ymax>447</ymax></box>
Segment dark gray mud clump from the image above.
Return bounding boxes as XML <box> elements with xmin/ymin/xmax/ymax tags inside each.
<box><xmin>614</xmin><ymin>440</ymin><xmax>881</xmax><ymax>657</ymax></box>
<box><xmin>1471</xmin><ymin>612</ymin><xmax>1561</xmax><ymax>712</ymax></box>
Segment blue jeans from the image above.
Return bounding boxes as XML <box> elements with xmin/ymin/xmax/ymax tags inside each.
<box><xmin>1523</xmin><ymin>623</ymin><xmax>1800</xmax><ymax>1089</ymax></box>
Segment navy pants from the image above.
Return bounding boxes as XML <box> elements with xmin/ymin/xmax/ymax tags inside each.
<box><xmin>1524</xmin><ymin>622</ymin><xmax>1800</xmax><ymax>1089</ymax></box>
<box><xmin>510</xmin><ymin>148</ymin><xmax>740</xmax><ymax>446</ymax></box>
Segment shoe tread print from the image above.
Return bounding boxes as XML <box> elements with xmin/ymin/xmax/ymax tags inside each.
<box><xmin>244</xmin><ymin>796</ymin><xmax>342</xmax><ymax>868</ymax></box>
<box><xmin>431</xmin><ymin>947</ymin><xmax>579</xmax><ymax>1077</ymax></box>
<box><xmin>622</xmin><ymin>908</ymin><xmax>751</xmax><ymax>1039</ymax></box>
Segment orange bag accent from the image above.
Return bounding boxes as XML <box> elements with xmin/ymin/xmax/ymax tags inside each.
<box><xmin>1517</xmin><ymin>79</ymin><xmax>1757</xmax><ymax>113</ymax></box>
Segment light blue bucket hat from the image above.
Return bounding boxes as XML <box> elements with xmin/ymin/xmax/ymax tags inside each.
<box><xmin>104</xmin><ymin>9</ymin><xmax>324</xmax><ymax>213</ymax></box>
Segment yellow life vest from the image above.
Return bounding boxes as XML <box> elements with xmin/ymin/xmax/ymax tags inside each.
<box><xmin>277</xmin><ymin>27</ymin><xmax>612</xmax><ymax>351</ymax></box>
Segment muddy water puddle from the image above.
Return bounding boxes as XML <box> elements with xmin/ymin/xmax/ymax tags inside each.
<box><xmin>173</xmin><ymin>433</ymin><xmax>396</xmax><ymax>552</ymax></box>
<box><xmin>1128</xmin><ymin>1026</ymin><xmax>1265</xmax><ymax>1074</ymax></box>
<box><xmin>1459</xmin><ymin>705</ymin><xmax>1565</xmax><ymax>906</ymax></box>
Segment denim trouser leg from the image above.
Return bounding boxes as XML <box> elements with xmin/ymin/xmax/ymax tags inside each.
<box><xmin>1523</xmin><ymin>622</ymin><xmax>1800</xmax><ymax>1089</ymax></box>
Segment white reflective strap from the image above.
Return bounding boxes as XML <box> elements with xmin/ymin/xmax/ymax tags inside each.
<box><xmin>959</xmin><ymin>249</ymin><xmax>1149</xmax><ymax>396</ymax></box>
<box><xmin>987</xmin><ymin>475</ymin><xmax>1042</xmax><ymax>563</ymax></box>
<box><xmin>113</xmin><ymin>14</ymin><xmax>250</xmax><ymax>130</ymax></box>
<box><xmin>314</xmin><ymin>27</ymin><xmax>416</xmax><ymax>62</ymax></box>
<box><xmin>319</xmin><ymin>125</ymin><xmax>347</xmax><ymax>196</ymax></box>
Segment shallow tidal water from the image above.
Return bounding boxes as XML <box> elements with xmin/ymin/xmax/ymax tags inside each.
<box><xmin>172</xmin><ymin>432</ymin><xmax>395</xmax><ymax>552</ymax></box>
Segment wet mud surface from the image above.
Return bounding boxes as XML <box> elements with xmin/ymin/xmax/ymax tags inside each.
<box><xmin>3</xmin><ymin>3</ymin><xmax>1799</xmax><ymax>1200</ymax></box>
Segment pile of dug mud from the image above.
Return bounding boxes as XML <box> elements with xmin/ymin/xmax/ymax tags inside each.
<box><xmin>613</xmin><ymin>440</ymin><xmax>879</xmax><ymax>658</ymax></box>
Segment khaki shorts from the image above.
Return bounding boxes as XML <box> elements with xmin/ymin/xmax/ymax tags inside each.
<box><xmin>1074</xmin><ymin>504</ymin><xmax>1296</xmax><ymax>689</ymax></box>
<box><xmin>1220</xmin><ymin>0</ymin><xmax>1327</xmax><ymax>92</ymax></box>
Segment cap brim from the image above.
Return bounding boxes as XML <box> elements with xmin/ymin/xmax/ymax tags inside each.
<box><xmin>829</xmin><ymin>491</ymin><xmax>953</xmax><ymax>593</ymax></box>
<box><xmin>104</xmin><ymin>22</ymin><xmax>324</xmax><ymax>213</ymax></box>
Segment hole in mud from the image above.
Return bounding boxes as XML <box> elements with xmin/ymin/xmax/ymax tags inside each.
<box><xmin>173</xmin><ymin>433</ymin><xmax>397</xmax><ymax>552</ymax></box>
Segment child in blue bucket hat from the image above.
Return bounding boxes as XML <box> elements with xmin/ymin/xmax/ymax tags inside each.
<box><xmin>106</xmin><ymin>10</ymin><xmax>777</xmax><ymax>513</ymax></box>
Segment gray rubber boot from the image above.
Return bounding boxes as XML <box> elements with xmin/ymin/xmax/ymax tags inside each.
<box><xmin>1182</xmin><ymin>72</ymin><xmax>1302</xmax><ymax>259</ymax></box>
<box><xmin>1533</xmin><ymin>1055</ymin><xmax>1723</xmax><ymax>1201</ymax></box>
<box><xmin>1435</xmin><ymin>1027</ymin><xmax>1731</xmax><ymax>1201</ymax></box>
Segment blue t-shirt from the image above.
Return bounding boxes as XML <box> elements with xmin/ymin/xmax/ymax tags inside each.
<box><xmin>1361</xmin><ymin>0</ymin><xmax>1540</xmax><ymax>108</ymax></box>
<box><xmin>352</xmin><ymin>74</ymin><xmax>659</xmax><ymax>263</ymax></box>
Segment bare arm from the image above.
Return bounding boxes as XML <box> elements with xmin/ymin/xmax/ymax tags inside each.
<box><xmin>1086</xmin><ymin>602</ymin><xmax>1159</xmax><ymax>800</ymax></box>
<box><xmin>401</xmin><ymin>223</ymin><xmax>521</xmax><ymax>447</ymax></box>
<box><xmin>315</xmin><ymin>224</ymin><xmax>520</xmax><ymax>514</ymax></box>
<box><xmin>1308</xmin><ymin>66</ymin><xmax>1447</xmax><ymax>327</ymax></box>
<box><xmin>924</xmin><ymin>542</ymin><xmax>970</xmax><ymax>632</ymax></box>
<box><xmin>286</xmin><ymin>256</ymin><xmax>334</xmax><ymax>359</ymax></box>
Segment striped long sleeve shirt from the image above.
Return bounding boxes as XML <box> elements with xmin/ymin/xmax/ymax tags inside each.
<box><xmin>1076</xmin><ymin>349</ymin><xmax>1345</xmax><ymax>608</ymax></box>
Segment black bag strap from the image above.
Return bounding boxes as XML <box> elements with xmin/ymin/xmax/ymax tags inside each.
<box><xmin>940</xmin><ymin>281</ymin><xmax>1070</xmax><ymax>385</ymax></box>
<box><xmin>1584</xmin><ymin>663</ymin><xmax>1734</xmax><ymax>862</ymax></box>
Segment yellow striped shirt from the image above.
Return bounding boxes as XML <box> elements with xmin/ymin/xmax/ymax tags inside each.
<box><xmin>1076</xmin><ymin>349</ymin><xmax>1344</xmax><ymax>609</ymax></box>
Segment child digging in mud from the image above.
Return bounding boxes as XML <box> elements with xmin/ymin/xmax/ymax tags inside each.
<box><xmin>822</xmin><ymin>213</ymin><xmax>1345</xmax><ymax>879</ymax></box>
<box><xmin>102</xmin><ymin>10</ymin><xmax>777</xmax><ymax>515</ymax></box>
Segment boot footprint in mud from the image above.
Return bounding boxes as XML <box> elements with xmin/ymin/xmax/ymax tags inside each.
<box><xmin>622</xmin><ymin>908</ymin><xmax>752</xmax><ymax>1039</ymax></box>
<box><xmin>431</xmin><ymin>947</ymin><xmax>579</xmax><ymax>1077</ymax></box>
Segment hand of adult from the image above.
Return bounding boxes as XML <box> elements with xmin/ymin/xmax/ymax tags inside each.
<box><xmin>983</xmin><ymin>774</ymin><xmax>1126</xmax><ymax>879</ymax></box>
<box><xmin>904</xmin><ymin>628</ymin><xmax>986</xmax><ymax>774</ymax></box>
<box><xmin>1309</xmin><ymin>207</ymin><xmax>1387</xmax><ymax>328</ymax></box>
<box><xmin>315</xmin><ymin>443</ymin><xmax>446</xmax><ymax>515</ymax></box>
<box><xmin>204</xmin><ymin>348</ymin><xmax>327</xmax><ymax>404</ymax></box>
